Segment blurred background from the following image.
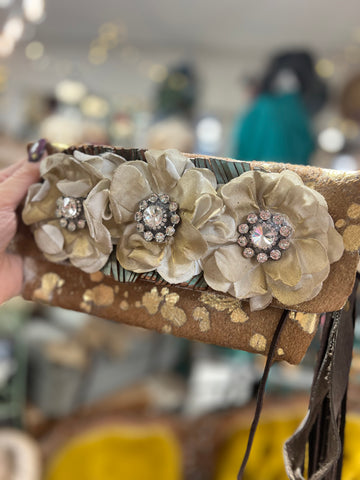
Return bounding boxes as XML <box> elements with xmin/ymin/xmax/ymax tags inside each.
<box><xmin>2</xmin><ymin>1</ymin><xmax>360</xmax><ymax>479</ymax></box>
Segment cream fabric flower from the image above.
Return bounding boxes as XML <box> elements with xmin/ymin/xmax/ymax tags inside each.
<box><xmin>110</xmin><ymin>149</ymin><xmax>233</xmax><ymax>283</ymax></box>
<box><xmin>22</xmin><ymin>150</ymin><xmax>125</xmax><ymax>273</ymax></box>
<box><xmin>202</xmin><ymin>170</ymin><xmax>344</xmax><ymax>310</ymax></box>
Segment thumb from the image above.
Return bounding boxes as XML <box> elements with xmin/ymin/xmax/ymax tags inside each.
<box><xmin>0</xmin><ymin>160</ymin><xmax>41</xmax><ymax>210</ymax></box>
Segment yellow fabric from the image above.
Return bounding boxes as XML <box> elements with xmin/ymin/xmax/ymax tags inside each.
<box><xmin>215</xmin><ymin>414</ymin><xmax>360</xmax><ymax>480</ymax></box>
<box><xmin>44</xmin><ymin>425</ymin><xmax>182</xmax><ymax>480</ymax></box>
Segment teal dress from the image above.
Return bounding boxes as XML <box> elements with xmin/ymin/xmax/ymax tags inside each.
<box><xmin>232</xmin><ymin>93</ymin><xmax>315</xmax><ymax>165</ymax></box>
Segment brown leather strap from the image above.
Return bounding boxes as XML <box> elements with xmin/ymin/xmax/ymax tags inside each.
<box><xmin>237</xmin><ymin>309</ymin><xmax>289</xmax><ymax>479</ymax></box>
<box><xmin>284</xmin><ymin>276</ymin><xmax>358</xmax><ymax>480</ymax></box>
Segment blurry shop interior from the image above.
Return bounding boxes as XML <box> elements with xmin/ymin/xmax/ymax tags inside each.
<box><xmin>2</xmin><ymin>1</ymin><xmax>360</xmax><ymax>479</ymax></box>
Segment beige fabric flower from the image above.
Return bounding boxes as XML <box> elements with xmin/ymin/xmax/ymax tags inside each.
<box><xmin>202</xmin><ymin>170</ymin><xmax>344</xmax><ymax>310</ymax></box>
<box><xmin>110</xmin><ymin>149</ymin><xmax>233</xmax><ymax>283</ymax></box>
<box><xmin>22</xmin><ymin>150</ymin><xmax>125</xmax><ymax>273</ymax></box>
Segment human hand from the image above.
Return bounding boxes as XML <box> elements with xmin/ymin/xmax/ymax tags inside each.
<box><xmin>0</xmin><ymin>140</ymin><xmax>48</xmax><ymax>304</ymax></box>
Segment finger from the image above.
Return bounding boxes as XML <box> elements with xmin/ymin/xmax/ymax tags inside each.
<box><xmin>0</xmin><ymin>253</ymin><xmax>23</xmax><ymax>304</ymax></box>
<box><xmin>0</xmin><ymin>160</ymin><xmax>42</xmax><ymax>210</ymax></box>
<box><xmin>0</xmin><ymin>159</ymin><xmax>24</xmax><ymax>183</ymax></box>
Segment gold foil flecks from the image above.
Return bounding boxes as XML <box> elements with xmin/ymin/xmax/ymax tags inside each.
<box><xmin>83</xmin><ymin>285</ymin><xmax>114</xmax><ymax>307</ymax></box>
<box><xmin>200</xmin><ymin>291</ymin><xmax>248</xmax><ymax>324</ymax></box>
<box><xmin>162</xmin><ymin>325</ymin><xmax>172</xmax><ymax>334</ymax></box>
<box><xmin>80</xmin><ymin>301</ymin><xmax>92</xmax><ymax>313</ymax></box>
<box><xmin>277</xmin><ymin>348</ymin><xmax>285</xmax><ymax>356</ymax></box>
<box><xmin>249</xmin><ymin>333</ymin><xmax>267</xmax><ymax>352</ymax></box>
<box><xmin>335</xmin><ymin>219</ymin><xmax>346</xmax><ymax>229</ymax></box>
<box><xmin>141</xmin><ymin>287</ymin><xmax>163</xmax><ymax>315</ymax></box>
<box><xmin>343</xmin><ymin>224</ymin><xmax>360</xmax><ymax>251</ymax></box>
<box><xmin>120</xmin><ymin>300</ymin><xmax>129</xmax><ymax>311</ymax></box>
<box><xmin>200</xmin><ymin>292</ymin><xmax>242</xmax><ymax>312</ymax></box>
<box><xmin>230</xmin><ymin>309</ymin><xmax>249</xmax><ymax>323</ymax></box>
<box><xmin>34</xmin><ymin>273</ymin><xmax>65</xmax><ymax>303</ymax></box>
<box><xmin>89</xmin><ymin>271</ymin><xmax>104</xmax><ymax>283</ymax></box>
<box><xmin>289</xmin><ymin>311</ymin><xmax>319</xmax><ymax>334</ymax></box>
<box><xmin>193</xmin><ymin>307</ymin><xmax>211</xmax><ymax>332</ymax></box>
<box><xmin>347</xmin><ymin>203</ymin><xmax>360</xmax><ymax>220</ymax></box>
<box><xmin>138</xmin><ymin>287</ymin><xmax>187</xmax><ymax>328</ymax></box>
<box><xmin>160</xmin><ymin>301</ymin><xmax>187</xmax><ymax>327</ymax></box>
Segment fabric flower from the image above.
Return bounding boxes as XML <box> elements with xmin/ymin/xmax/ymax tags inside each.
<box><xmin>109</xmin><ymin>149</ymin><xmax>233</xmax><ymax>283</ymax></box>
<box><xmin>201</xmin><ymin>170</ymin><xmax>344</xmax><ymax>310</ymax></box>
<box><xmin>22</xmin><ymin>150</ymin><xmax>125</xmax><ymax>273</ymax></box>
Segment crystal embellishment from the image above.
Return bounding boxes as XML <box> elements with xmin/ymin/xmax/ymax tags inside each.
<box><xmin>55</xmin><ymin>196</ymin><xmax>86</xmax><ymax>232</ymax></box>
<box><xmin>237</xmin><ymin>210</ymin><xmax>293</xmax><ymax>263</ymax></box>
<box><xmin>135</xmin><ymin>193</ymin><xmax>180</xmax><ymax>243</ymax></box>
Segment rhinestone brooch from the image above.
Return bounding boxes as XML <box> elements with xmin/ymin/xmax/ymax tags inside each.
<box><xmin>135</xmin><ymin>193</ymin><xmax>180</xmax><ymax>243</ymax></box>
<box><xmin>237</xmin><ymin>210</ymin><xmax>293</xmax><ymax>263</ymax></box>
<box><xmin>55</xmin><ymin>196</ymin><xmax>86</xmax><ymax>232</ymax></box>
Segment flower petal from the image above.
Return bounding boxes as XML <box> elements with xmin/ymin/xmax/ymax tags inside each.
<box><xmin>83</xmin><ymin>179</ymin><xmax>113</xmax><ymax>250</ymax></box>
<box><xmin>116</xmin><ymin>223</ymin><xmax>165</xmax><ymax>272</ymax></box>
<box><xmin>326</xmin><ymin>218</ymin><xmax>344</xmax><ymax>263</ymax></box>
<box><xmin>145</xmin><ymin>149</ymin><xmax>194</xmax><ymax>192</ymax></box>
<box><xmin>171</xmin><ymin>168</ymin><xmax>217</xmax><ymax>213</ymax></box>
<box><xmin>34</xmin><ymin>224</ymin><xmax>64</xmax><ymax>255</ymax></box>
<box><xmin>293</xmin><ymin>238</ymin><xmax>329</xmax><ymax>275</ymax></box>
<box><xmin>110</xmin><ymin>162</ymin><xmax>153</xmax><ymax>223</ymax></box>
<box><xmin>203</xmin><ymin>244</ymin><xmax>267</xmax><ymax>299</ymax></box>
<box><xmin>263</xmin><ymin>246</ymin><xmax>302</xmax><ymax>287</ymax></box>
<box><xmin>22</xmin><ymin>180</ymin><xmax>57</xmax><ymax>225</ymax></box>
<box><xmin>219</xmin><ymin>174</ymin><xmax>259</xmax><ymax>224</ymax></box>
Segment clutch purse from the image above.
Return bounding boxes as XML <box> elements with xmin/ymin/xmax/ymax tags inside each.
<box><xmin>15</xmin><ymin>144</ymin><xmax>359</xmax><ymax>364</ymax></box>
<box><xmin>15</xmin><ymin>143</ymin><xmax>360</xmax><ymax>479</ymax></box>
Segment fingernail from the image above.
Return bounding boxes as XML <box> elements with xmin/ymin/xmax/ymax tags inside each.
<box><xmin>27</xmin><ymin>138</ymin><xmax>47</xmax><ymax>163</ymax></box>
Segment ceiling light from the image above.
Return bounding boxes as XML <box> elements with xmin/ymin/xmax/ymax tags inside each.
<box><xmin>318</xmin><ymin>128</ymin><xmax>345</xmax><ymax>153</ymax></box>
<box><xmin>3</xmin><ymin>16</ymin><xmax>24</xmax><ymax>42</ymax></box>
<box><xmin>55</xmin><ymin>79</ymin><xmax>87</xmax><ymax>105</ymax></box>
<box><xmin>25</xmin><ymin>40</ymin><xmax>44</xmax><ymax>60</ymax></box>
<box><xmin>23</xmin><ymin>0</ymin><xmax>45</xmax><ymax>23</ymax></box>
<box><xmin>81</xmin><ymin>95</ymin><xmax>110</xmax><ymax>118</ymax></box>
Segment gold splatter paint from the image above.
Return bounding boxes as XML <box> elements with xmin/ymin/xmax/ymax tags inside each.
<box><xmin>200</xmin><ymin>291</ymin><xmax>248</xmax><ymax>324</ymax></box>
<box><xmin>83</xmin><ymin>285</ymin><xmax>114</xmax><ymax>307</ymax></box>
<box><xmin>120</xmin><ymin>300</ymin><xmax>129</xmax><ymax>311</ymax></box>
<box><xmin>193</xmin><ymin>307</ymin><xmax>211</xmax><ymax>332</ymax></box>
<box><xmin>277</xmin><ymin>348</ymin><xmax>284</xmax><ymax>356</ymax></box>
<box><xmin>135</xmin><ymin>301</ymin><xmax>141</xmax><ymax>308</ymax></box>
<box><xmin>343</xmin><ymin>224</ymin><xmax>360</xmax><ymax>251</ymax></box>
<box><xmin>164</xmin><ymin>292</ymin><xmax>180</xmax><ymax>306</ymax></box>
<box><xmin>289</xmin><ymin>312</ymin><xmax>319</xmax><ymax>334</ymax></box>
<box><xmin>89</xmin><ymin>271</ymin><xmax>104</xmax><ymax>283</ymax></box>
<box><xmin>34</xmin><ymin>273</ymin><xmax>65</xmax><ymax>303</ymax></box>
<box><xmin>162</xmin><ymin>325</ymin><xmax>172</xmax><ymax>334</ymax></box>
<box><xmin>141</xmin><ymin>287</ymin><xmax>163</xmax><ymax>314</ymax></box>
<box><xmin>160</xmin><ymin>304</ymin><xmax>187</xmax><ymax>327</ymax></box>
<box><xmin>249</xmin><ymin>333</ymin><xmax>267</xmax><ymax>352</ymax></box>
<box><xmin>138</xmin><ymin>287</ymin><xmax>187</xmax><ymax>328</ymax></box>
<box><xmin>124</xmin><ymin>291</ymin><xmax>129</xmax><ymax>298</ymax></box>
<box><xmin>347</xmin><ymin>203</ymin><xmax>360</xmax><ymax>220</ymax></box>
<box><xmin>200</xmin><ymin>292</ymin><xmax>242</xmax><ymax>312</ymax></box>
<box><xmin>230</xmin><ymin>309</ymin><xmax>249</xmax><ymax>324</ymax></box>
<box><xmin>335</xmin><ymin>219</ymin><xmax>346</xmax><ymax>229</ymax></box>
<box><xmin>80</xmin><ymin>301</ymin><xmax>92</xmax><ymax>313</ymax></box>
<box><xmin>114</xmin><ymin>286</ymin><xmax>120</xmax><ymax>293</ymax></box>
